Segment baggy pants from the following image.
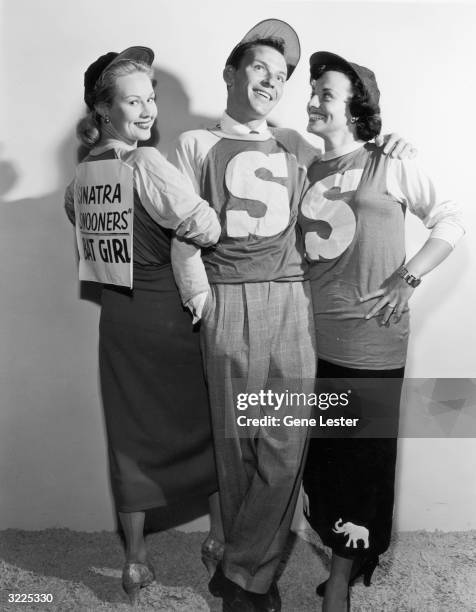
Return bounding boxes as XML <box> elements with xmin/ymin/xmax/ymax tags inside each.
<box><xmin>200</xmin><ymin>281</ymin><xmax>317</xmax><ymax>593</ymax></box>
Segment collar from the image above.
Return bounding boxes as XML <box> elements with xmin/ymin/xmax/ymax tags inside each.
<box><xmin>322</xmin><ymin>140</ymin><xmax>365</xmax><ymax>161</ymax></box>
<box><xmin>89</xmin><ymin>138</ymin><xmax>137</xmax><ymax>156</ymax></box>
<box><xmin>220</xmin><ymin>112</ymin><xmax>270</xmax><ymax>137</ymax></box>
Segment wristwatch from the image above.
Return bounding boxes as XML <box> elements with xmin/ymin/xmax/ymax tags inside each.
<box><xmin>396</xmin><ymin>265</ymin><xmax>421</xmax><ymax>288</ymax></box>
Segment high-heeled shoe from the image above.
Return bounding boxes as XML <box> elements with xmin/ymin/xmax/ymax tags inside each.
<box><xmin>122</xmin><ymin>561</ymin><xmax>155</xmax><ymax>605</ymax></box>
<box><xmin>316</xmin><ymin>555</ymin><xmax>379</xmax><ymax>597</ymax></box>
<box><xmin>201</xmin><ymin>536</ymin><xmax>225</xmax><ymax>577</ymax></box>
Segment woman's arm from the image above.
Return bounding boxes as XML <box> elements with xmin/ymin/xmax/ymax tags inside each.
<box><xmin>361</xmin><ymin>237</ymin><xmax>453</xmax><ymax>324</ymax></box>
<box><xmin>360</xmin><ymin>158</ymin><xmax>465</xmax><ymax>324</ymax></box>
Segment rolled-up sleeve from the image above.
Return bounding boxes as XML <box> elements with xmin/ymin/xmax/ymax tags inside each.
<box><xmin>130</xmin><ymin>147</ymin><xmax>220</xmax><ymax>247</ymax></box>
<box><xmin>387</xmin><ymin>158</ymin><xmax>465</xmax><ymax>248</ymax></box>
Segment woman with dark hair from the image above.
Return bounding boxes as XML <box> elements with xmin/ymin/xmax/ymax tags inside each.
<box><xmin>300</xmin><ymin>52</ymin><xmax>464</xmax><ymax>611</ymax></box>
<box><xmin>65</xmin><ymin>47</ymin><xmax>222</xmax><ymax>604</ymax></box>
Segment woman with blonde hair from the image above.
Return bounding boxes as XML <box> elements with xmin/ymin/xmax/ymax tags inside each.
<box><xmin>65</xmin><ymin>46</ymin><xmax>222</xmax><ymax>604</ymax></box>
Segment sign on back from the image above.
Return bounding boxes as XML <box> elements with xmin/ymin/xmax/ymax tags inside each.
<box><xmin>74</xmin><ymin>159</ymin><xmax>134</xmax><ymax>287</ymax></box>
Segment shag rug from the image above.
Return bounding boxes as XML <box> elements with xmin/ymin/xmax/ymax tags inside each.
<box><xmin>0</xmin><ymin>528</ymin><xmax>475</xmax><ymax>611</ymax></box>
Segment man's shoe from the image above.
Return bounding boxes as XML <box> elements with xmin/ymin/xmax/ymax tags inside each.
<box><xmin>223</xmin><ymin>585</ymin><xmax>261</xmax><ymax>612</ymax></box>
<box><xmin>209</xmin><ymin>566</ymin><xmax>261</xmax><ymax>611</ymax></box>
<box><xmin>254</xmin><ymin>581</ymin><xmax>281</xmax><ymax>612</ymax></box>
<box><xmin>209</xmin><ymin>566</ymin><xmax>280</xmax><ymax>611</ymax></box>
<box><xmin>209</xmin><ymin>564</ymin><xmax>229</xmax><ymax>597</ymax></box>
<box><xmin>265</xmin><ymin>582</ymin><xmax>281</xmax><ymax>612</ymax></box>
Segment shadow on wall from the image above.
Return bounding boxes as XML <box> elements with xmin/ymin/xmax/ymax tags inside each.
<box><xmin>150</xmin><ymin>67</ymin><xmax>219</xmax><ymax>157</ymax></box>
<box><xmin>0</xmin><ymin>132</ymin><xmax>113</xmax><ymax>531</ymax></box>
<box><xmin>78</xmin><ymin>66</ymin><xmax>220</xmax><ymax>161</ymax></box>
<box><xmin>0</xmin><ymin>153</ymin><xmax>19</xmax><ymax>198</ymax></box>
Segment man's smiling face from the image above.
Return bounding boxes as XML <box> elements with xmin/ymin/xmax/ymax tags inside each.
<box><xmin>225</xmin><ymin>44</ymin><xmax>287</xmax><ymax>124</ymax></box>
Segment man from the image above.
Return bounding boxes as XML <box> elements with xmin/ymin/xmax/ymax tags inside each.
<box><xmin>171</xmin><ymin>19</ymin><xmax>316</xmax><ymax>612</ymax></box>
<box><xmin>170</xmin><ymin>19</ymin><xmax>412</xmax><ymax>611</ymax></box>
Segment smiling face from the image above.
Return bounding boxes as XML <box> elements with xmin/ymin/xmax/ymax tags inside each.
<box><xmin>225</xmin><ymin>44</ymin><xmax>287</xmax><ymax>124</ymax></box>
<box><xmin>307</xmin><ymin>70</ymin><xmax>355</xmax><ymax>143</ymax></box>
<box><xmin>100</xmin><ymin>71</ymin><xmax>157</xmax><ymax>145</ymax></box>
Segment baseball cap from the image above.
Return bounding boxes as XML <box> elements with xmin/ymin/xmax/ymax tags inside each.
<box><xmin>309</xmin><ymin>51</ymin><xmax>380</xmax><ymax>106</ymax></box>
<box><xmin>84</xmin><ymin>46</ymin><xmax>154</xmax><ymax>109</ymax></box>
<box><xmin>226</xmin><ymin>18</ymin><xmax>300</xmax><ymax>79</ymax></box>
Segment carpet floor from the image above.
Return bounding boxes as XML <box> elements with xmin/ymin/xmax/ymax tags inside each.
<box><xmin>1</xmin><ymin>528</ymin><xmax>475</xmax><ymax>611</ymax></box>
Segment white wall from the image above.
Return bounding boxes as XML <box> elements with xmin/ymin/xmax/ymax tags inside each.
<box><xmin>1</xmin><ymin>0</ymin><xmax>475</xmax><ymax>532</ymax></box>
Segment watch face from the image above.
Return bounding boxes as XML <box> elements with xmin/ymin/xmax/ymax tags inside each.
<box><xmin>406</xmin><ymin>275</ymin><xmax>420</xmax><ymax>287</ymax></box>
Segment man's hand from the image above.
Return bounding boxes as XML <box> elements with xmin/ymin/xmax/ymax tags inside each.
<box><xmin>375</xmin><ymin>133</ymin><xmax>417</xmax><ymax>160</ymax></box>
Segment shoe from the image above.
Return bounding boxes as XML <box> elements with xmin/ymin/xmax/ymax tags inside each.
<box><xmin>210</xmin><ymin>566</ymin><xmax>259</xmax><ymax>611</ymax></box>
<box><xmin>209</xmin><ymin>564</ymin><xmax>226</xmax><ymax>597</ymax></box>
<box><xmin>253</xmin><ymin>581</ymin><xmax>281</xmax><ymax>612</ymax></box>
<box><xmin>222</xmin><ymin>586</ymin><xmax>261</xmax><ymax>612</ymax></box>
<box><xmin>122</xmin><ymin>561</ymin><xmax>155</xmax><ymax>605</ymax></box>
<box><xmin>201</xmin><ymin>535</ymin><xmax>225</xmax><ymax>577</ymax></box>
<box><xmin>315</xmin><ymin>556</ymin><xmax>379</xmax><ymax>597</ymax></box>
<box><xmin>210</xmin><ymin>566</ymin><xmax>278</xmax><ymax>612</ymax></box>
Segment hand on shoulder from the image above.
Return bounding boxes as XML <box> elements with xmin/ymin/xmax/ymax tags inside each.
<box><xmin>375</xmin><ymin>133</ymin><xmax>417</xmax><ymax>160</ymax></box>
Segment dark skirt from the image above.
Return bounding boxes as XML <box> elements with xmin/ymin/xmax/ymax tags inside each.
<box><xmin>303</xmin><ymin>359</ymin><xmax>404</xmax><ymax>559</ymax></box>
<box><xmin>99</xmin><ymin>269</ymin><xmax>217</xmax><ymax>512</ymax></box>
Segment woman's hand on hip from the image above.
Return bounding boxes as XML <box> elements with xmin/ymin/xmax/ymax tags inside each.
<box><xmin>360</xmin><ymin>271</ymin><xmax>414</xmax><ymax>325</ymax></box>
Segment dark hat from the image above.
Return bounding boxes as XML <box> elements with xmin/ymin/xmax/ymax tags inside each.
<box><xmin>226</xmin><ymin>18</ymin><xmax>300</xmax><ymax>79</ymax></box>
<box><xmin>309</xmin><ymin>51</ymin><xmax>380</xmax><ymax>106</ymax></box>
<box><xmin>84</xmin><ymin>46</ymin><xmax>154</xmax><ymax>110</ymax></box>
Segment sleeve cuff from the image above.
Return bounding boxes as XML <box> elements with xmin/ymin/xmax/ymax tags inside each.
<box><xmin>185</xmin><ymin>291</ymin><xmax>209</xmax><ymax>324</ymax></box>
<box><xmin>429</xmin><ymin>221</ymin><xmax>466</xmax><ymax>248</ymax></box>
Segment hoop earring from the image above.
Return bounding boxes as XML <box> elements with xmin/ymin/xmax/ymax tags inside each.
<box><xmin>350</xmin><ymin>117</ymin><xmax>358</xmax><ymax>124</ymax></box>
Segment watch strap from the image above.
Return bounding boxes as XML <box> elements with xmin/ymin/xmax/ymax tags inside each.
<box><xmin>397</xmin><ymin>265</ymin><xmax>421</xmax><ymax>288</ymax></box>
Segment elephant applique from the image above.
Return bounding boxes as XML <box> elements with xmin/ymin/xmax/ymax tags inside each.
<box><xmin>332</xmin><ymin>518</ymin><xmax>370</xmax><ymax>549</ymax></box>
